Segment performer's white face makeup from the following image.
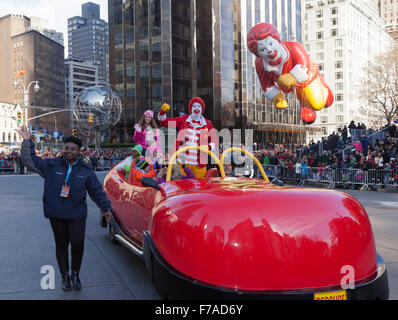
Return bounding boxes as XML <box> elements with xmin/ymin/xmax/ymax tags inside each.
<box><xmin>191</xmin><ymin>102</ymin><xmax>202</xmax><ymax>117</ymax></box>
<box><xmin>257</xmin><ymin>36</ymin><xmax>281</xmax><ymax>59</ymax></box>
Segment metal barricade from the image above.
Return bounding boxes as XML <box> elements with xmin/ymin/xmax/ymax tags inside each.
<box><xmin>96</xmin><ymin>160</ymin><xmax>113</xmax><ymax>171</ymax></box>
<box><xmin>261</xmin><ymin>165</ymin><xmax>278</xmax><ymax>179</ymax></box>
<box><xmin>306</xmin><ymin>167</ymin><xmax>335</xmax><ymax>185</ymax></box>
<box><xmin>0</xmin><ymin>165</ymin><xmax>16</xmax><ymax>174</ymax></box>
<box><xmin>366</xmin><ymin>169</ymin><xmax>381</xmax><ymax>187</ymax></box>
<box><xmin>0</xmin><ymin>161</ymin><xmax>19</xmax><ymax>174</ymax></box>
<box><xmin>366</xmin><ymin>169</ymin><xmax>398</xmax><ymax>188</ymax></box>
<box><xmin>254</xmin><ymin>160</ymin><xmax>397</xmax><ymax>192</ymax></box>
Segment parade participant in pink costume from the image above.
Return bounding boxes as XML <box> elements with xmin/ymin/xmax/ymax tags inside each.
<box><xmin>133</xmin><ymin>110</ymin><xmax>162</xmax><ymax>156</ymax></box>
<box><xmin>247</xmin><ymin>23</ymin><xmax>334</xmax><ymax>124</ymax></box>
<box><xmin>158</xmin><ymin>97</ymin><xmax>218</xmax><ymax>179</ymax></box>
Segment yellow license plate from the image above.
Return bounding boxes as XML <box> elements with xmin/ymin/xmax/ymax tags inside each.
<box><xmin>314</xmin><ymin>290</ymin><xmax>347</xmax><ymax>300</ymax></box>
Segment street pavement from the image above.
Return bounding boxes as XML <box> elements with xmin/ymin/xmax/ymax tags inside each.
<box><xmin>0</xmin><ymin>172</ymin><xmax>397</xmax><ymax>300</ymax></box>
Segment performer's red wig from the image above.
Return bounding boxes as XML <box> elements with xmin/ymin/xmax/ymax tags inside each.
<box><xmin>247</xmin><ymin>23</ymin><xmax>281</xmax><ymax>57</ymax></box>
<box><xmin>188</xmin><ymin>97</ymin><xmax>205</xmax><ymax>115</ymax></box>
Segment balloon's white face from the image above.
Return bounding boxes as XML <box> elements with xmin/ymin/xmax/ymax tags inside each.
<box><xmin>257</xmin><ymin>36</ymin><xmax>281</xmax><ymax>59</ymax></box>
<box><xmin>191</xmin><ymin>102</ymin><xmax>202</xmax><ymax>116</ymax></box>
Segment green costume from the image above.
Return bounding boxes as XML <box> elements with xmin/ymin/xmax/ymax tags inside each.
<box><xmin>124</xmin><ymin>144</ymin><xmax>147</xmax><ymax>179</ymax></box>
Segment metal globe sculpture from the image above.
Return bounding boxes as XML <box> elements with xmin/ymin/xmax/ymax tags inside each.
<box><xmin>73</xmin><ymin>82</ymin><xmax>122</xmax><ymax>136</ymax></box>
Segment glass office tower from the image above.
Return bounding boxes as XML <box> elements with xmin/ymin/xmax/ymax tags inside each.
<box><xmin>68</xmin><ymin>2</ymin><xmax>109</xmax><ymax>82</ymax></box>
<box><xmin>109</xmin><ymin>0</ymin><xmax>308</xmax><ymax>144</ymax></box>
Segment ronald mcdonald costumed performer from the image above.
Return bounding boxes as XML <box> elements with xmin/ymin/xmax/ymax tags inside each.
<box><xmin>158</xmin><ymin>97</ymin><xmax>218</xmax><ymax>179</ymax></box>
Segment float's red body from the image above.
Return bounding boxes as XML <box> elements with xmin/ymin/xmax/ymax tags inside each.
<box><xmin>104</xmin><ymin>167</ymin><xmax>381</xmax><ymax>293</ymax></box>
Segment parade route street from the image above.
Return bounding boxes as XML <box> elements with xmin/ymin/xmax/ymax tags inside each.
<box><xmin>0</xmin><ymin>172</ymin><xmax>397</xmax><ymax>300</ymax></box>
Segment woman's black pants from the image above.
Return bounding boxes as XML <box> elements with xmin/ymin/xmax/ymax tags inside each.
<box><xmin>49</xmin><ymin>218</ymin><xmax>86</xmax><ymax>275</ymax></box>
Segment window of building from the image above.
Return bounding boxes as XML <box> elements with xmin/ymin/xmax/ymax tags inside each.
<box><xmin>316</xmin><ymin>20</ymin><xmax>323</xmax><ymax>28</ymax></box>
<box><xmin>331</xmin><ymin>7</ymin><xmax>338</xmax><ymax>14</ymax></box>
<box><xmin>316</xmin><ymin>31</ymin><xmax>324</xmax><ymax>39</ymax></box>
<box><xmin>335</xmin><ymin>49</ymin><xmax>343</xmax><ymax>57</ymax></box>
<box><xmin>335</xmin><ymin>60</ymin><xmax>343</xmax><ymax>68</ymax></box>
<box><xmin>335</xmin><ymin>38</ymin><xmax>342</xmax><ymax>46</ymax></box>
<box><xmin>335</xmin><ymin>82</ymin><xmax>343</xmax><ymax>90</ymax></box>
<box><xmin>316</xmin><ymin>42</ymin><xmax>324</xmax><ymax>50</ymax></box>
<box><xmin>331</xmin><ymin>18</ymin><xmax>338</xmax><ymax>25</ymax></box>
<box><xmin>321</xmin><ymin>116</ymin><xmax>328</xmax><ymax>123</ymax></box>
<box><xmin>336</xmin><ymin>93</ymin><xmax>343</xmax><ymax>101</ymax></box>
<box><xmin>330</xmin><ymin>28</ymin><xmax>338</xmax><ymax>36</ymax></box>
<box><xmin>318</xmin><ymin>63</ymin><xmax>324</xmax><ymax>71</ymax></box>
<box><xmin>336</xmin><ymin>115</ymin><xmax>344</xmax><ymax>122</ymax></box>
<box><xmin>316</xmin><ymin>53</ymin><xmax>324</xmax><ymax>60</ymax></box>
<box><xmin>336</xmin><ymin>104</ymin><xmax>344</xmax><ymax>112</ymax></box>
<box><xmin>335</xmin><ymin>72</ymin><xmax>343</xmax><ymax>79</ymax></box>
<box><xmin>316</xmin><ymin>10</ymin><xmax>323</xmax><ymax>18</ymax></box>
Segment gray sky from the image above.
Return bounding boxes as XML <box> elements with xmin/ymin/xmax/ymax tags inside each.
<box><xmin>0</xmin><ymin>0</ymin><xmax>108</xmax><ymax>57</ymax></box>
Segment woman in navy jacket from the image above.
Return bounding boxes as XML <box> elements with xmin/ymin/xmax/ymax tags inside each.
<box><xmin>18</xmin><ymin>125</ymin><xmax>112</xmax><ymax>292</ymax></box>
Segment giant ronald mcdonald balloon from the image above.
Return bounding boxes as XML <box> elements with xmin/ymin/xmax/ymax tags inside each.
<box><xmin>247</xmin><ymin>23</ymin><xmax>334</xmax><ymax>124</ymax></box>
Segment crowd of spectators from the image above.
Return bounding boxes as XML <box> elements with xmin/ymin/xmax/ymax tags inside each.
<box><xmin>252</xmin><ymin>123</ymin><xmax>398</xmax><ymax>188</ymax></box>
<box><xmin>253</xmin><ymin>123</ymin><xmax>397</xmax><ymax>170</ymax></box>
<box><xmin>0</xmin><ymin>150</ymin><xmax>25</xmax><ymax>174</ymax></box>
<box><xmin>0</xmin><ymin>148</ymin><xmax>132</xmax><ymax>174</ymax></box>
<box><xmin>2</xmin><ymin>123</ymin><xmax>398</xmax><ymax>190</ymax></box>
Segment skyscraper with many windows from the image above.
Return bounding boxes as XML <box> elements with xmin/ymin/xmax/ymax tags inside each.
<box><xmin>303</xmin><ymin>0</ymin><xmax>392</xmax><ymax>141</ymax></box>
<box><xmin>374</xmin><ymin>0</ymin><xmax>398</xmax><ymax>40</ymax></box>
<box><xmin>108</xmin><ymin>0</ymin><xmax>308</xmax><ymax>144</ymax></box>
<box><xmin>0</xmin><ymin>14</ymin><xmax>65</xmax><ymax>131</ymax></box>
<box><xmin>68</xmin><ymin>2</ymin><xmax>109</xmax><ymax>82</ymax></box>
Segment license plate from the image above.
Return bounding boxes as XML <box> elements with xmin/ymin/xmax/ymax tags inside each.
<box><xmin>314</xmin><ymin>290</ymin><xmax>347</xmax><ymax>300</ymax></box>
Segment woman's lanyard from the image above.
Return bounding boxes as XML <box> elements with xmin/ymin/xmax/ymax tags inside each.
<box><xmin>61</xmin><ymin>160</ymin><xmax>77</xmax><ymax>198</ymax></box>
<box><xmin>65</xmin><ymin>164</ymin><xmax>74</xmax><ymax>186</ymax></box>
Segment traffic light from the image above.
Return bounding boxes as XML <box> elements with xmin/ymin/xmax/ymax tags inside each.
<box><xmin>88</xmin><ymin>113</ymin><xmax>94</xmax><ymax>124</ymax></box>
<box><xmin>17</xmin><ymin>112</ymin><xmax>22</xmax><ymax>124</ymax></box>
<box><xmin>72</xmin><ymin>129</ymin><xmax>77</xmax><ymax>137</ymax></box>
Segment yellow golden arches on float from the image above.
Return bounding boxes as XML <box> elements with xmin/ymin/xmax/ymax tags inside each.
<box><xmin>166</xmin><ymin>146</ymin><xmax>270</xmax><ymax>183</ymax></box>
<box><xmin>166</xmin><ymin>146</ymin><xmax>221</xmax><ymax>182</ymax></box>
<box><xmin>219</xmin><ymin>147</ymin><xmax>270</xmax><ymax>183</ymax></box>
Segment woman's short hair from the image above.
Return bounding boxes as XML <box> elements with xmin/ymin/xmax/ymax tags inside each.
<box><xmin>64</xmin><ymin>136</ymin><xmax>82</xmax><ymax>149</ymax></box>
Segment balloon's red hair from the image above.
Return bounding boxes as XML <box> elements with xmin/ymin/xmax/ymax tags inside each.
<box><xmin>247</xmin><ymin>23</ymin><xmax>281</xmax><ymax>57</ymax></box>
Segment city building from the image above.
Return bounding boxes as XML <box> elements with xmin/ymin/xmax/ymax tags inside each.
<box><xmin>43</xmin><ymin>29</ymin><xmax>64</xmax><ymax>47</ymax></box>
<box><xmin>303</xmin><ymin>0</ymin><xmax>393</xmax><ymax>142</ymax></box>
<box><xmin>68</xmin><ymin>2</ymin><xmax>109</xmax><ymax>82</ymax></box>
<box><xmin>0</xmin><ymin>101</ymin><xmax>23</xmax><ymax>147</ymax></box>
<box><xmin>65</xmin><ymin>58</ymin><xmax>98</xmax><ymax>112</ymax></box>
<box><xmin>27</xmin><ymin>16</ymin><xmax>64</xmax><ymax>46</ymax></box>
<box><xmin>108</xmin><ymin>0</ymin><xmax>310</xmax><ymax>144</ymax></box>
<box><xmin>374</xmin><ymin>0</ymin><xmax>398</xmax><ymax>40</ymax></box>
<box><xmin>0</xmin><ymin>14</ymin><xmax>65</xmax><ymax>131</ymax></box>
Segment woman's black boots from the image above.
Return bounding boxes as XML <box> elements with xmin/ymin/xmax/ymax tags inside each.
<box><xmin>62</xmin><ymin>273</ymin><xmax>71</xmax><ymax>292</ymax></box>
<box><xmin>71</xmin><ymin>271</ymin><xmax>81</xmax><ymax>291</ymax></box>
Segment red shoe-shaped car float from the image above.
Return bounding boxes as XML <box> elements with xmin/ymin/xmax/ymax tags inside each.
<box><xmin>102</xmin><ymin>147</ymin><xmax>389</xmax><ymax>300</ymax></box>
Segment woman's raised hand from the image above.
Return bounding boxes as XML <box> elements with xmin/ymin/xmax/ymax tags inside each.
<box><xmin>17</xmin><ymin>125</ymin><xmax>32</xmax><ymax>140</ymax></box>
